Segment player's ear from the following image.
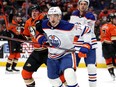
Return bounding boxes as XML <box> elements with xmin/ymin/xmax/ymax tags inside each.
<box><xmin>58</xmin><ymin>15</ymin><xmax>62</xmax><ymax>20</ymax></box>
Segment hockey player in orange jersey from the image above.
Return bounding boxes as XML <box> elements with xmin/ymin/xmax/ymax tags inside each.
<box><xmin>5</xmin><ymin>12</ymin><xmax>25</xmax><ymax>73</ymax></box>
<box><xmin>21</xmin><ymin>4</ymin><xmax>48</xmax><ymax>87</ymax></box>
<box><xmin>110</xmin><ymin>13</ymin><xmax>116</xmax><ymax>68</ymax></box>
<box><xmin>100</xmin><ymin>13</ymin><xmax>116</xmax><ymax>81</ymax></box>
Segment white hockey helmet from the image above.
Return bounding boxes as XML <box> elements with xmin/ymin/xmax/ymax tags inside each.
<box><xmin>78</xmin><ymin>0</ymin><xmax>90</xmax><ymax>6</ymax></box>
<box><xmin>48</xmin><ymin>7</ymin><xmax>62</xmax><ymax>15</ymax></box>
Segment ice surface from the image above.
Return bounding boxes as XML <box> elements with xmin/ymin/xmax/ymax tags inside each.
<box><xmin>0</xmin><ymin>67</ymin><xmax>115</xmax><ymax>87</ymax></box>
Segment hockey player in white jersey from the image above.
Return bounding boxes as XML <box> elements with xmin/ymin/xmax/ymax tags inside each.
<box><xmin>37</xmin><ymin>7</ymin><xmax>91</xmax><ymax>87</ymax></box>
<box><xmin>70</xmin><ymin>0</ymin><xmax>97</xmax><ymax>87</ymax></box>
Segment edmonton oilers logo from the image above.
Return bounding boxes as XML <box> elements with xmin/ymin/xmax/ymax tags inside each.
<box><xmin>48</xmin><ymin>35</ymin><xmax>61</xmax><ymax>47</ymax></box>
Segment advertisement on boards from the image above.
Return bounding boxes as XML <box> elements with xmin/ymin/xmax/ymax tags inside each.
<box><xmin>0</xmin><ymin>41</ymin><xmax>105</xmax><ymax>65</ymax></box>
<box><xmin>0</xmin><ymin>41</ymin><xmax>34</xmax><ymax>62</ymax></box>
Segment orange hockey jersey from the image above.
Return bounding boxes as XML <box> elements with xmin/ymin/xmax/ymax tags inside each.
<box><xmin>100</xmin><ymin>23</ymin><xmax>116</xmax><ymax>43</ymax></box>
<box><xmin>7</xmin><ymin>20</ymin><xmax>19</xmax><ymax>34</ymax></box>
<box><xmin>23</xmin><ymin>13</ymin><xmax>44</xmax><ymax>48</ymax></box>
<box><xmin>110</xmin><ymin>24</ymin><xmax>116</xmax><ymax>41</ymax></box>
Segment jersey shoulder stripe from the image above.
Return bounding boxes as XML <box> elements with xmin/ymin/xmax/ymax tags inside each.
<box><xmin>85</xmin><ymin>12</ymin><xmax>96</xmax><ymax>20</ymax></box>
<box><xmin>71</xmin><ymin>10</ymin><xmax>96</xmax><ymax>21</ymax></box>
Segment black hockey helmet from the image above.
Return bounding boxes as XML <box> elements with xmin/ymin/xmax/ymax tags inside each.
<box><xmin>107</xmin><ymin>13</ymin><xmax>116</xmax><ymax>22</ymax></box>
<box><xmin>28</xmin><ymin>4</ymin><xmax>41</xmax><ymax>16</ymax></box>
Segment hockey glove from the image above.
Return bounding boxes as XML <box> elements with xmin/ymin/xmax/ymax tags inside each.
<box><xmin>37</xmin><ymin>34</ymin><xmax>50</xmax><ymax>47</ymax></box>
<box><xmin>78</xmin><ymin>43</ymin><xmax>91</xmax><ymax>58</ymax></box>
<box><xmin>42</xmin><ymin>41</ymin><xmax>50</xmax><ymax>47</ymax></box>
<box><xmin>37</xmin><ymin>35</ymin><xmax>47</xmax><ymax>44</ymax></box>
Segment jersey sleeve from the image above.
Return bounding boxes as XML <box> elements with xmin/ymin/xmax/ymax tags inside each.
<box><xmin>69</xmin><ymin>16</ymin><xmax>78</xmax><ymax>24</ymax></box>
<box><xmin>81</xmin><ymin>25</ymin><xmax>92</xmax><ymax>43</ymax></box>
<box><xmin>86</xmin><ymin>13</ymin><xmax>96</xmax><ymax>31</ymax></box>
<box><xmin>23</xmin><ymin>21</ymin><xmax>30</xmax><ymax>36</ymax></box>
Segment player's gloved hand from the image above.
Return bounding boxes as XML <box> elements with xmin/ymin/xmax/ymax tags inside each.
<box><xmin>42</xmin><ymin>41</ymin><xmax>50</xmax><ymax>48</ymax></box>
<box><xmin>78</xmin><ymin>43</ymin><xmax>91</xmax><ymax>58</ymax></box>
<box><xmin>78</xmin><ymin>52</ymin><xmax>87</xmax><ymax>58</ymax></box>
<box><xmin>37</xmin><ymin>35</ymin><xmax>47</xmax><ymax>44</ymax></box>
<box><xmin>25</xmin><ymin>36</ymin><xmax>33</xmax><ymax>41</ymax></box>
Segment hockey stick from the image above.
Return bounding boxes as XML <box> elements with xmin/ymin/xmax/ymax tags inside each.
<box><xmin>0</xmin><ymin>35</ymin><xmax>35</xmax><ymax>44</ymax></box>
<box><xmin>43</xmin><ymin>33</ymin><xmax>52</xmax><ymax>46</ymax></box>
<box><xmin>0</xmin><ymin>35</ymin><xmax>75</xmax><ymax>52</ymax></box>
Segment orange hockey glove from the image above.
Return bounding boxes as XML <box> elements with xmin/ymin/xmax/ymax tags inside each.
<box><xmin>78</xmin><ymin>52</ymin><xmax>87</xmax><ymax>58</ymax></box>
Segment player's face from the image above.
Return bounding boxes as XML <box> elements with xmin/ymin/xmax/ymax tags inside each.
<box><xmin>16</xmin><ymin>16</ymin><xmax>22</xmax><ymax>23</ymax></box>
<box><xmin>78</xmin><ymin>1</ymin><xmax>88</xmax><ymax>12</ymax></box>
<box><xmin>32</xmin><ymin>9</ymin><xmax>39</xmax><ymax>19</ymax></box>
<box><xmin>112</xmin><ymin>18</ymin><xmax>116</xmax><ymax>25</ymax></box>
<box><xmin>48</xmin><ymin>14</ymin><xmax>61</xmax><ymax>27</ymax></box>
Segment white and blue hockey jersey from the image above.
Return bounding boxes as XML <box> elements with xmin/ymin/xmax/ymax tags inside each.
<box><xmin>37</xmin><ymin>19</ymin><xmax>90</xmax><ymax>59</ymax></box>
<box><xmin>70</xmin><ymin>9</ymin><xmax>97</xmax><ymax>52</ymax></box>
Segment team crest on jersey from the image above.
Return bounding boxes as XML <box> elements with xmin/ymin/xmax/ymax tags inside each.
<box><xmin>48</xmin><ymin>35</ymin><xmax>61</xmax><ymax>47</ymax></box>
<box><xmin>29</xmin><ymin>26</ymin><xmax>36</xmax><ymax>37</ymax></box>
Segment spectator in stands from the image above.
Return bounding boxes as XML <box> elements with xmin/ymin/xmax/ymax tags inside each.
<box><xmin>108</xmin><ymin>3</ymin><xmax>116</xmax><ymax>14</ymax></box>
<box><xmin>98</xmin><ymin>7</ymin><xmax>109</xmax><ymax>23</ymax></box>
<box><xmin>62</xmin><ymin>7</ymin><xmax>72</xmax><ymax>21</ymax></box>
<box><xmin>98</xmin><ymin>0</ymin><xmax>109</xmax><ymax>10</ymax></box>
<box><xmin>89</xmin><ymin>0</ymin><xmax>99</xmax><ymax>10</ymax></box>
<box><xmin>94</xmin><ymin>20</ymin><xmax>101</xmax><ymax>41</ymax></box>
<box><xmin>0</xmin><ymin>19</ymin><xmax>8</xmax><ymax>41</ymax></box>
<box><xmin>21</xmin><ymin>0</ymin><xmax>32</xmax><ymax>10</ymax></box>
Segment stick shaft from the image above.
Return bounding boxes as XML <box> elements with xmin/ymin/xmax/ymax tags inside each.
<box><xmin>0</xmin><ymin>35</ymin><xmax>36</xmax><ymax>44</ymax></box>
<box><xmin>0</xmin><ymin>35</ymin><xmax>75</xmax><ymax>52</ymax></box>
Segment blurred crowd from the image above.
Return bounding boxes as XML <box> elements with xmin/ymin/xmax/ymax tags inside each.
<box><xmin>0</xmin><ymin>0</ymin><xmax>116</xmax><ymax>41</ymax></box>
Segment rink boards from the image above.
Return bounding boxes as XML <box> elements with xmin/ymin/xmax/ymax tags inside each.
<box><xmin>0</xmin><ymin>41</ymin><xmax>106</xmax><ymax>68</ymax></box>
